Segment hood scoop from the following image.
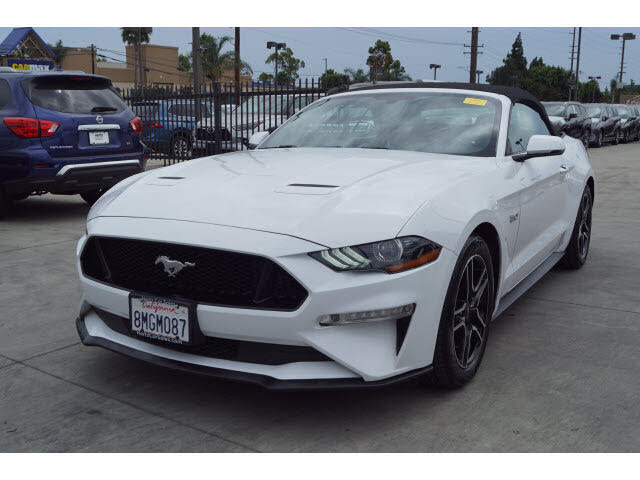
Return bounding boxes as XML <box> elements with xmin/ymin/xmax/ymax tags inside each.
<box><xmin>276</xmin><ymin>183</ymin><xmax>341</xmax><ymax>195</ymax></box>
<box><xmin>145</xmin><ymin>176</ymin><xmax>186</xmax><ymax>186</ymax></box>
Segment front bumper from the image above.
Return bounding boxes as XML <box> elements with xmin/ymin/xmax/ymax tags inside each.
<box><xmin>4</xmin><ymin>158</ymin><xmax>144</xmax><ymax>196</ymax></box>
<box><xmin>77</xmin><ymin>216</ymin><xmax>456</xmax><ymax>388</ymax></box>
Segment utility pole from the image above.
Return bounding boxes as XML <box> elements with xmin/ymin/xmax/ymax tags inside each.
<box><xmin>234</xmin><ymin>27</ymin><xmax>240</xmax><ymax>100</ymax></box>
<box><xmin>476</xmin><ymin>70</ymin><xmax>483</xmax><ymax>83</ymax></box>
<box><xmin>469</xmin><ymin>27</ymin><xmax>479</xmax><ymax>83</ymax></box>
<box><xmin>90</xmin><ymin>44</ymin><xmax>95</xmax><ymax>74</ymax></box>
<box><xmin>429</xmin><ymin>63</ymin><xmax>441</xmax><ymax>80</ymax></box>
<box><xmin>323</xmin><ymin>57</ymin><xmax>328</xmax><ymax>79</ymax></box>
<box><xmin>574</xmin><ymin>27</ymin><xmax>582</xmax><ymax>101</ymax></box>
<box><xmin>569</xmin><ymin>28</ymin><xmax>576</xmax><ymax>100</ymax></box>
<box><xmin>137</xmin><ymin>27</ymin><xmax>143</xmax><ymax>85</ymax></box>
<box><xmin>192</xmin><ymin>27</ymin><xmax>202</xmax><ymax>118</ymax></box>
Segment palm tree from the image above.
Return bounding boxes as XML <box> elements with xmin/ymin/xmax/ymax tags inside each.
<box><xmin>198</xmin><ymin>34</ymin><xmax>252</xmax><ymax>82</ymax></box>
<box><xmin>344</xmin><ymin>67</ymin><xmax>369</xmax><ymax>84</ymax></box>
<box><xmin>120</xmin><ymin>28</ymin><xmax>151</xmax><ymax>46</ymax></box>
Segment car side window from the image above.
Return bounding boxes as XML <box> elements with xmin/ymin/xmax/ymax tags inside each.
<box><xmin>507</xmin><ymin>103</ymin><xmax>551</xmax><ymax>154</ymax></box>
<box><xmin>567</xmin><ymin>105</ymin><xmax>577</xmax><ymax>116</ymax></box>
<box><xmin>0</xmin><ymin>79</ymin><xmax>11</xmax><ymax>111</ymax></box>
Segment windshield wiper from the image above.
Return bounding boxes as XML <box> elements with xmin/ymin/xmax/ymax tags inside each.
<box><xmin>358</xmin><ymin>146</ymin><xmax>389</xmax><ymax>150</ymax></box>
<box><xmin>91</xmin><ymin>106</ymin><xmax>118</xmax><ymax>112</ymax></box>
<box><xmin>262</xmin><ymin>145</ymin><xmax>297</xmax><ymax>149</ymax></box>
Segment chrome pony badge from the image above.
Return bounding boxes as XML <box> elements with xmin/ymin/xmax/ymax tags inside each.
<box><xmin>155</xmin><ymin>256</ymin><xmax>195</xmax><ymax>277</ymax></box>
<box><xmin>96</xmin><ymin>115</ymin><xmax>104</xmax><ymax>124</ymax></box>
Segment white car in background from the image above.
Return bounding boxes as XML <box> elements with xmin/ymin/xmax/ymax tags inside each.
<box><xmin>76</xmin><ymin>82</ymin><xmax>594</xmax><ymax>389</ymax></box>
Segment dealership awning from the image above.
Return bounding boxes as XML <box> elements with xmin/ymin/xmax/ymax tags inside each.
<box><xmin>0</xmin><ymin>27</ymin><xmax>55</xmax><ymax>58</ymax></box>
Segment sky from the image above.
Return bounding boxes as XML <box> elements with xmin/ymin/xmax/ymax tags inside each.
<box><xmin>0</xmin><ymin>27</ymin><xmax>635</xmax><ymax>90</ymax></box>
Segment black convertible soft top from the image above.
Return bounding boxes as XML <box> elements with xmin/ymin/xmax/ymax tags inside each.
<box><xmin>345</xmin><ymin>81</ymin><xmax>557</xmax><ymax>136</ymax></box>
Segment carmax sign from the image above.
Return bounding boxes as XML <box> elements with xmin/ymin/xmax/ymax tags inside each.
<box><xmin>8</xmin><ymin>59</ymin><xmax>54</xmax><ymax>71</ymax></box>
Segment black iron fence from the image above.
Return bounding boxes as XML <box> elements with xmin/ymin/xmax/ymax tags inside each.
<box><xmin>120</xmin><ymin>78</ymin><xmax>347</xmax><ymax>166</ymax></box>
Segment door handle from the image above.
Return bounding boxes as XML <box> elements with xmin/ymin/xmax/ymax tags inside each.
<box><xmin>560</xmin><ymin>164</ymin><xmax>569</xmax><ymax>170</ymax></box>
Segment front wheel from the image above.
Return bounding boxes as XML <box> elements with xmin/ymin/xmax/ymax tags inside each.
<box><xmin>581</xmin><ymin>129</ymin><xmax>590</xmax><ymax>148</ymax></box>
<box><xmin>171</xmin><ymin>136</ymin><xmax>193</xmax><ymax>160</ymax></box>
<box><xmin>0</xmin><ymin>188</ymin><xmax>9</xmax><ymax>219</ymax></box>
<box><xmin>80</xmin><ymin>189</ymin><xmax>106</xmax><ymax>206</ymax></box>
<box><xmin>560</xmin><ymin>186</ymin><xmax>593</xmax><ymax>270</ymax></box>
<box><xmin>430</xmin><ymin>235</ymin><xmax>495</xmax><ymax>388</ymax></box>
<box><xmin>613</xmin><ymin>129</ymin><xmax>620</xmax><ymax>145</ymax></box>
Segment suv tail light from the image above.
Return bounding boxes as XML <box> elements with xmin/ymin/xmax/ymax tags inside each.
<box><xmin>129</xmin><ymin>116</ymin><xmax>142</xmax><ymax>133</ymax></box>
<box><xmin>3</xmin><ymin>117</ymin><xmax>60</xmax><ymax>138</ymax></box>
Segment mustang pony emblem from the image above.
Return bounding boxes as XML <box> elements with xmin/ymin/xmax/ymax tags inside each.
<box><xmin>155</xmin><ymin>256</ymin><xmax>195</xmax><ymax>277</ymax></box>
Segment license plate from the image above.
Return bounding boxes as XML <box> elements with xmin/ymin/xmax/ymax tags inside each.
<box><xmin>130</xmin><ymin>296</ymin><xmax>190</xmax><ymax>344</ymax></box>
<box><xmin>89</xmin><ymin>131</ymin><xmax>109</xmax><ymax>145</ymax></box>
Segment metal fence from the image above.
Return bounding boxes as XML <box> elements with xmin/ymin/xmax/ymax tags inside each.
<box><xmin>120</xmin><ymin>78</ymin><xmax>346</xmax><ymax>166</ymax></box>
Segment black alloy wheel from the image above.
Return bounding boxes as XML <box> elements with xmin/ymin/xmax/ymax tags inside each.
<box><xmin>560</xmin><ymin>186</ymin><xmax>593</xmax><ymax>269</ymax></box>
<box><xmin>430</xmin><ymin>235</ymin><xmax>495</xmax><ymax>388</ymax></box>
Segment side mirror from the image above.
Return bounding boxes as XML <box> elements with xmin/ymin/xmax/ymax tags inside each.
<box><xmin>248</xmin><ymin>131</ymin><xmax>270</xmax><ymax>149</ymax></box>
<box><xmin>601</xmin><ymin>116</ymin><xmax>608</xmax><ymax>121</ymax></box>
<box><xmin>568</xmin><ymin>112</ymin><xmax>578</xmax><ymax>119</ymax></box>
<box><xmin>512</xmin><ymin>135</ymin><xmax>566</xmax><ymax>162</ymax></box>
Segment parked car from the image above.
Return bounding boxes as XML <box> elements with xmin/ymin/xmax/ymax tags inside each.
<box><xmin>193</xmin><ymin>94</ymin><xmax>320</xmax><ymax>152</ymax></box>
<box><xmin>76</xmin><ymin>82</ymin><xmax>594</xmax><ymax>390</ymax></box>
<box><xmin>542</xmin><ymin>101</ymin><xmax>591</xmax><ymax>147</ymax></box>
<box><xmin>584</xmin><ymin>104</ymin><xmax>621</xmax><ymax>147</ymax></box>
<box><xmin>132</xmin><ymin>100</ymin><xmax>233</xmax><ymax>159</ymax></box>
<box><xmin>0</xmin><ymin>69</ymin><xmax>146</xmax><ymax>216</ymax></box>
<box><xmin>613</xmin><ymin>104</ymin><xmax>640</xmax><ymax>143</ymax></box>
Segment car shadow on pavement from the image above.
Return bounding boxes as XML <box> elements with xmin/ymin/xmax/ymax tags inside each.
<box><xmin>4</xmin><ymin>195</ymin><xmax>90</xmax><ymax>223</ymax></box>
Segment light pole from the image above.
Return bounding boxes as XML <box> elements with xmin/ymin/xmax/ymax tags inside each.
<box><xmin>611</xmin><ymin>33</ymin><xmax>635</xmax><ymax>100</ymax></box>
<box><xmin>266</xmin><ymin>41</ymin><xmax>286</xmax><ymax>84</ymax></box>
<box><xmin>476</xmin><ymin>70</ymin><xmax>483</xmax><ymax>83</ymax></box>
<box><xmin>429</xmin><ymin>63</ymin><xmax>441</xmax><ymax>80</ymax></box>
<box><xmin>588</xmin><ymin>75</ymin><xmax>601</xmax><ymax>103</ymax></box>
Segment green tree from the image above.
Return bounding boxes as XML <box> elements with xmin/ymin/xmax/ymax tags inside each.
<box><xmin>47</xmin><ymin>39</ymin><xmax>67</xmax><ymax>64</ymax></box>
<box><xmin>265</xmin><ymin>47</ymin><xmax>306</xmax><ymax>84</ymax></box>
<box><xmin>120</xmin><ymin>28</ymin><xmax>151</xmax><ymax>46</ymax></box>
<box><xmin>344</xmin><ymin>67</ymin><xmax>369</xmax><ymax>84</ymax></box>
<box><xmin>258</xmin><ymin>72</ymin><xmax>274</xmax><ymax>84</ymax></box>
<box><xmin>320</xmin><ymin>68</ymin><xmax>347</xmax><ymax>88</ymax></box>
<box><xmin>367</xmin><ymin>40</ymin><xmax>411</xmax><ymax>81</ymax></box>
<box><xmin>486</xmin><ymin>33</ymin><xmax>528</xmax><ymax>87</ymax></box>
<box><xmin>178</xmin><ymin>53</ymin><xmax>191</xmax><ymax>73</ymax></box>
<box><xmin>197</xmin><ymin>34</ymin><xmax>252</xmax><ymax>82</ymax></box>
<box><xmin>578</xmin><ymin>79</ymin><xmax>603</xmax><ymax>103</ymax></box>
<box><xmin>523</xmin><ymin>62</ymin><xmax>573</xmax><ymax>100</ymax></box>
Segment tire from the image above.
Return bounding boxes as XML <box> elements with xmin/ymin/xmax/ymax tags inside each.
<box><xmin>11</xmin><ymin>193</ymin><xmax>29</xmax><ymax>201</ymax></box>
<box><xmin>613</xmin><ymin>129</ymin><xmax>620</xmax><ymax>145</ymax></box>
<box><xmin>560</xmin><ymin>186</ymin><xmax>593</xmax><ymax>270</ymax></box>
<box><xmin>80</xmin><ymin>189</ymin><xmax>106</xmax><ymax>206</ymax></box>
<box><xmin>171</xmin><ymin>135</ymin><xmax>193</xmax><ymax>160</ymax></box>
<box><xmin>0</xmin><ymin>188</ymin><xmax>9</xmax><ymax>219</ymax></box>
<box><xmin>595</xmin><ymin>130</ymin><xmax>603</xmax><ymax>148</ymax></box>
<box><xmin>623</xmin><ymin>130</ymin><xmax>629</xmax><ymax>143</ymax></box>
<box><xmin>581</xmin><ymin>129</ymin><xmax>590</xmax><ymax>148</ymax></box>
<box><xmin>430</xmin><ymin>235</ymin><xmax>495</xmax><ymax>388</ymax></box>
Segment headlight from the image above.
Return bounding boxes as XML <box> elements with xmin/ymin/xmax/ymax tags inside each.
<box><xmin>309</xmin><ymin>236</ymin><xmax>441</xmax><ymax>274</ymax></box>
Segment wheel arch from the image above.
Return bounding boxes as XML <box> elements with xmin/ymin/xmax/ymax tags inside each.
<box><xmin>470</xmin><ymin>222</ymin><xmax>501</xmax><ymax>297</ymax></box>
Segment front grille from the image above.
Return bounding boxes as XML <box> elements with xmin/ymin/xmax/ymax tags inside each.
<box><xmin>95</xmin><ymin>308</ymin><xmax>329</xmax><ymax>365</ymax></box>
<box><xmin>81</xmin><ymin>237</ymin><xmax>308</xmax><ymax>310</ymax></box>
<box><xmin>195</xmin><ymin>127</ymin><xmax>231</xmax><ymax>141</ymax></box>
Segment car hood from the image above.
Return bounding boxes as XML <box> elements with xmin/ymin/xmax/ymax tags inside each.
<box><xmin>93</xmin><ymin>148</ymin><xmax>486</xmax><ymax>248</ymax></box>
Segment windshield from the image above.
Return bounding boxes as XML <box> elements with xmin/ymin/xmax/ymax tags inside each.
<box><xmin>544</xmin><ymin>104</ymin><xmax>566</xmax><ymax>117</ymax></box>
<box><xmin>237</xmin><ymin>96</ymin><xmax>289</xmax><ymax>116</ymax></box>
<box><xmin>616</xmin><ymin>107</ymin><xmax>628</xmax><ymax>119</ymax></box>
<box><xmin>259</xmin><ymin>92</ymin><xmax>501</xmax><ymax>157</ymax></box>
<box><xmin>586</xmin><ymin>106</ymin><xmax>602</xmax><ymax>117</ymax></box>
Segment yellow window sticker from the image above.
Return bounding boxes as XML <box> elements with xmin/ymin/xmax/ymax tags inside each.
<box><xmin>463</xmin><ymin>97</ymin><xmax>488</xmax><ymax>106</ymax></box>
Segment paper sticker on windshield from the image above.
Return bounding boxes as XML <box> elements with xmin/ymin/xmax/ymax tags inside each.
<box><xmin>463</xmin><ymin>97</ymin><xmax>488</xmax><ymax>106</ymax></box>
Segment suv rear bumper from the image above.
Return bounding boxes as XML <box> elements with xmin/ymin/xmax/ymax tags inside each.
<box><xmin>4</xmin><ymin>159</ymin><xmax>144</xmax><ymax>196</ymax></box>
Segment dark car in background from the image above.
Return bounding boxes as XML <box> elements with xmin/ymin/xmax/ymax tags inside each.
<box><xmin>542</xmin><ymin>101</ymin><xmax>591</xmax><ymax>147</ymax></box>
<box><xmin>613</xmin><ymin>104</ymin><xmax>640</xmax><ymax>143</ymax></box>
<box><xmin>0</xmin><ymin>69</ymin><xmax>146</xmax><ymax>216</ymax></box>
<box><xmin>584</xmin><ymin>104</ymin><xmax>621</xmax><ymax>147</ymax></box>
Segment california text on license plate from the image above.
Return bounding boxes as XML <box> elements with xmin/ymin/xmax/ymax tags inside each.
<box><xmin>130</xmin><ymin>296</ymin><xmax>190</xmax><ymax>344</ymax></box>
<box><xmin>89</xmin><ymin>131</ymin><xmax>109</xmax><ymax>145</ymax></box>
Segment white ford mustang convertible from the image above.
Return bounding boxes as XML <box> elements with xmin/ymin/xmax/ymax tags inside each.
<box><xmin>76</xmin><ymin>82</ymin><xmax>594</xmax><ymax>389</ymax></box>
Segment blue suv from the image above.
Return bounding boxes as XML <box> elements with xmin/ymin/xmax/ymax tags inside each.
<box><xmin>0</xmin><ymin>69</ymin><xmax>147</xmax><ymax>216</ymax></box>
